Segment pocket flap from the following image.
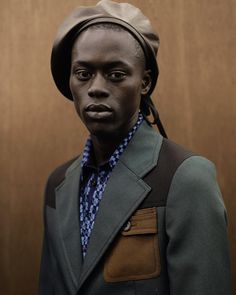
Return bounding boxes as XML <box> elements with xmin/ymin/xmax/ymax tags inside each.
<box><xmin>122</xmin><ymin>207</ymin><xmax>157</xmax><ymax>236</ymax></box>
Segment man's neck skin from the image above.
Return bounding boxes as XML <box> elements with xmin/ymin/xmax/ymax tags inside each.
<box><xmin>90</xmin><ymin>134</ymin><xmax>124</xmax><ymax>167</ymax></box>
<box><xmin>89</xmin><ymin>112</ymin><xmax>140</xmax><ymax>166</ymax></box>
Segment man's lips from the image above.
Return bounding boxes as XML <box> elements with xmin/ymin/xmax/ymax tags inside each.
<box><xmin>85</xmin><ymin>103</ymin><xmax>112</xmax><ymax>112</ymax></box>
<box><xmin>84</xmin><ymin>103</ymin><xmax>113</xmax><ymax>120</ymax></box>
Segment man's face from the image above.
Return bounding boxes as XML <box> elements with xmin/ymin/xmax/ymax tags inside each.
<box><xmin>69</xmin><ymin>27</ymin><xmax>151</xmax><ymax>139</ymax></box>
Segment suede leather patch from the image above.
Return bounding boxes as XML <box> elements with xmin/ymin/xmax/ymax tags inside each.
<box><xmin>104</xmin><ymin>207</ymin><xmax>161</xmax><ymax>282</ymax></box>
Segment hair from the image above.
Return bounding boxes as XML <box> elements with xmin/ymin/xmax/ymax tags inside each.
<box><xmin>81</xmin><ymin>22</ymin><xmax>163</xmax><ymax>131</ymax></box>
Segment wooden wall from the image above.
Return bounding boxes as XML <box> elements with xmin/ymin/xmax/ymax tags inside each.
<box><xmin>0</xmin><ymin>0</ymin><xmax>235</xmax><ymax>294</ymax></box>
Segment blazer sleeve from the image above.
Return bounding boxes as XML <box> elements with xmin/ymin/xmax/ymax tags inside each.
<box><xmin>165</xmin><ymin>156</ymin><xmax>232</xmax><ymax>295</ymax></box>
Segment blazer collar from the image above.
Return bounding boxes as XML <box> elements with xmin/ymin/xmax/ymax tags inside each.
<box><xmin>119</xmin><ymin>120</ymin><xmax>163</xmax><ymax>177</ymax></box>
<box><xmin>55</xmin><ymin>121</ymin><xmax>163</xmax><ymax>293</ymax></box>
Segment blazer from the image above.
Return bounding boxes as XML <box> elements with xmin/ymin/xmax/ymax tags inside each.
<box><xmin>39</xmin><ymin>121</ymin><xmax>232</xmax><ymax>295</ymax></box>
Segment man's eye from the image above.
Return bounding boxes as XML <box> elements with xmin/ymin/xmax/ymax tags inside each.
<box><xmin>75</xmin><ymin>70</ymin><xmax>92</xmax><ymax>81</ymax></box>
<box><xmin>108</xmin><ymin>71</ymin><xmax>126</xmax><ymax>81</ymax></box>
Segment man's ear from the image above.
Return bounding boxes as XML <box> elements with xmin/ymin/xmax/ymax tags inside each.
<box><xmin>141</xmin><ymin>70</ymin><xmax>152</xmax><ymax>96</ymax></box>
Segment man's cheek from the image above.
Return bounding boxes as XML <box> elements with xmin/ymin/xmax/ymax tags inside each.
<box><xmin>73</xmin><ymin>101</ymin><xmax>83</xmax><ymax>118</ymax></box>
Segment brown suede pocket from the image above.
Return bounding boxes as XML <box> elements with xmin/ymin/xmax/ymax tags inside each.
<box><xmin>104</xmin><ymin>207</ymin><xmax>161</xmax><ymax>283</ymax></box>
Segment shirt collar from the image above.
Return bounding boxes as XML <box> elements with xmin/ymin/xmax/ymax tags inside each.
<box><xmin>81</xmin><ymin>112</ymin><xmax>144</xmax><ymax>170</ymax></box>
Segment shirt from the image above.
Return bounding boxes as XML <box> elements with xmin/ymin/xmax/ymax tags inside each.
<box><xmin>79</xmin><ymin>113</ymin><xmax>144</xmax><ymax>257</ymax></box>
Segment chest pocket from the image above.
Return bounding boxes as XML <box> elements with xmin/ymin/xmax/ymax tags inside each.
<box><xmin>104</xmin><ymin>207</ymin><xmax>161</xmax><ymax>282</ymax></box>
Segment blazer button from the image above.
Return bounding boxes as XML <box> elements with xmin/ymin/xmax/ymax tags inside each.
<box><xmin>123</xmin><ymin>221</ymin><xmax>131</xmax><ymax>232</ymax></box>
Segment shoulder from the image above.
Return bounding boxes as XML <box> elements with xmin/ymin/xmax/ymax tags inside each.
<box><xmin>171</xmin><ymin>155</ymin><xmax>218</xmax><ymax>195</ymax></box>
<box><xmin>44</xmin><ymin>156</ymin><xmax>79</xmax><ymax>208</ymax></box>
<box><xmin>156</xmin><ymin>138</ymin><xmax>225</xmax><ymax>214</ymax></box>
<box><xmin>166</xmin><ymin>153</ymin><xmax>226</xmax><ymax>225</ymax></box>
<box><xmin>159</xmin><ymin>138</ymin><xmax>217</xmax><ymax>194</ymax></box>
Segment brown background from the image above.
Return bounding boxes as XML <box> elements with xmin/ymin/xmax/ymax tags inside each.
<box><xmin>0</xmin><ymin>0</ymin><xmax>235</xmax><ymax>294</ymax></box>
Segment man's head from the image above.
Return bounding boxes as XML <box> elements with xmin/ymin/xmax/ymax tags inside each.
<box><xmin>51</xmin><ymin>0</ymin><xmax>167</xmax><ymax>137</ymax></box>
<box><xmin>70</xmin><ymin>23</ymin><xmax>152</xmax><ymax>138</ymax></box>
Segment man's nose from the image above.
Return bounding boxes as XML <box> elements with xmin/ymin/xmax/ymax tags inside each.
<box><xmin>88</xmin><ymin>74</ymin><xmax>109</xmax><ymax>98</ymax></box>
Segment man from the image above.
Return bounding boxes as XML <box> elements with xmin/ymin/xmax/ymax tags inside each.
<box><xmin>39</xmin><ymin>1</ymin><xmax>232</xmax><ymax>294</ymax></box>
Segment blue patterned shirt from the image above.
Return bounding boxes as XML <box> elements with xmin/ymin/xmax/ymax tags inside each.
<box><xmin>79</xmin><ymin>113</ymin><xmax>144</xmax><ymax>257</ymax></box>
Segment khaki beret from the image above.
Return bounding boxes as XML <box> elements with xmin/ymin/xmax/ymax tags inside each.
<box><xmin>51</xmin><ymin>0</ymin><xmax>160</xmax><ymax>100</ymax></box>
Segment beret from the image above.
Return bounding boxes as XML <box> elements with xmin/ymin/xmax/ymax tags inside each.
<box><xmin>51</xmin><ymin>0</ymin><xmax>160</xmax><ymax>100</ymax></box>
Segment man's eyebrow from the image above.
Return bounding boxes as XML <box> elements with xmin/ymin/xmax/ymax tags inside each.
<box><xmin>71</xmin><ymin>60</ymin><xmax>131</xmax><ymax>69</ymax></box>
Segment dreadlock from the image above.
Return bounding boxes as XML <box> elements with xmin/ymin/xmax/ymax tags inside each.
<box><xmin>140</xmin><ymin>95</ymin><xmax>167</xmax><ymax>138</ymax></box>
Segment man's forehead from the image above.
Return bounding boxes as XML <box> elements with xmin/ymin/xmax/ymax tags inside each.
<box><xmin>71</xmin><ymin>29</ymin><xmax>145</xmax><ymax>67</ymax></box>
<box><xmin>71</xmin><ymin>28</ymin><xmax>140</xmax><ymax>64</ymax></box>
<box><xmin>72</xmin><ymin>26</ymin><xmax>133</xmax><ymax>49</ymax></box>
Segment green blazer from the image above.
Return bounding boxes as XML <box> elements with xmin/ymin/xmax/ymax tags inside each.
<box><xmin>39</xmin><ymin>121</ymin><xmax>232</xmax><ymax>295</ymax></box>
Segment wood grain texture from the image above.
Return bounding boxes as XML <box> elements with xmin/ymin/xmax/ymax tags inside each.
<box><xmin>0</xmin><ymin>0</ymin><xmax>235</xmax><ymax>294</ymax></box>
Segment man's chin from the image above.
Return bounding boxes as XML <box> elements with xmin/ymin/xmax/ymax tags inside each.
<box><xmin>87</xmin><ymin>124</ymin><xmax>123</xmax><ymax>141</ymax></box>
<box><xmin>89</xmin><ymin>128</ymin><xmax>115</xmax><ymax>140</ymax></box>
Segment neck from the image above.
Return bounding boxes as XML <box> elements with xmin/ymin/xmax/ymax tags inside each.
<box><xmin>90</xmin><ymin>134</ymin><xmax>123</xmax><ymax>166</ymax></box>
<box><xmin>90</xmin><ymin>112</ymin><xmax>141</xmax><ymax>166</ymax></box>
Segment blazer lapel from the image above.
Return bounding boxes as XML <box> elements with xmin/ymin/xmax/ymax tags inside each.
<box><xmin>55</xmin><ymin>157</ymin><xmax>83</xmax><ymax>291</ymax></box>
<box><xmin>78</xmin><ymin>121</ymin><xmax>163</xmax><ymax>290</ymax></box>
